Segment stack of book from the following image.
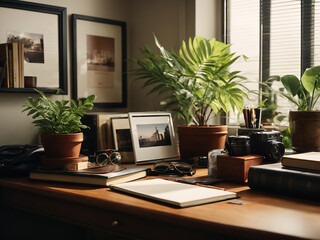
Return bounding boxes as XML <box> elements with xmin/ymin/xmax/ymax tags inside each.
<box><xmin>29</xmin><ymin>165</ymin><xmax>150</xmax><ymax>187</ymax></box>
<box><xmin>248</xmin><ymin>152</ymin><xmax>320</xmax><ymax>201</ymax></box>
<box><xmin>0</xmin><ymin>42</ymin><xmax>24</xmax><ymax>88</ymax></box>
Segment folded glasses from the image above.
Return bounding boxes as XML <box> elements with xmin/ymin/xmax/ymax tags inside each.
<box><xmin>94</xmin><ymin>149</ymin><xmax>122</xmax><ymax>166</ymax></box>
<box><xmin>152</xmin><ymin>161</ymin><xmax>195</xmax><ymax>176</ymax></box>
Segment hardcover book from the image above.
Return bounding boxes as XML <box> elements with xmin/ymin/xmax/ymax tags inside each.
<box><xmin>30</xmin><ymin>166</ymin><xmax>149</xmax><ymax>187</ymax></box>
<box><xmin>111</xmin><ymin>178</ymin><xmax>237</xmax><ymax>208</ymax></box>
<box><xmin>248</xmin><ymin>163</ymin><xmax>320</xmax><ymax>201</ymax></box>
<box><xmin>282</xmin><ymin>152</ymin><xmax>320</xmax><ymax>171</ymax></box>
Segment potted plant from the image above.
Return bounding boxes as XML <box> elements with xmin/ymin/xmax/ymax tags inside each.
<box><xmin>132</xmin><ymin>35</ymin><xmax>248</xmax><ymax>158</ymax></box>
<box><xmin>22</xmin><ymin>89</ymin><xmax>95</xmax><ymax>169</ymax></box>
<box><xmin>281</xmin><ymin>66</ymin><xmax>320</xmax><ymax>152</ymax></box>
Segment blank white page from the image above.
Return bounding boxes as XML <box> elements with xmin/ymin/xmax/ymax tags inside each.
<box><xmin>111</xmin><ymin>178</ymin><xmax>237</xmax><ymax>207</ymax></box>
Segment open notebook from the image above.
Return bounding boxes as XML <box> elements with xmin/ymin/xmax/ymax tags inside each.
<box><xmin>111</xmin><ymin>178</ymin><xmax>237</xmax><ymax>208</ymax></box>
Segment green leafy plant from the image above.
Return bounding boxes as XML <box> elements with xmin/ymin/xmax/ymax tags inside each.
<box><xmin>131</xmin><ymin>35</ymin><xmax>249</xmax><ymax>126</ymax></box>
<box><xmin>281</xmin><ymin>66</ymin><xmax>320</xmax><ymax>111</ymax></box>
<box><xmin>22</xmin><ymin>89</ymin><xmax>95</xmax><ymax>134</ymax></box>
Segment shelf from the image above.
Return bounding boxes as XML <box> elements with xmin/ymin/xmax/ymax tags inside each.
<box><xmin>0</xmin><ymin>87</ymin><xmax>67</xmax><ymax>94</ymax></box>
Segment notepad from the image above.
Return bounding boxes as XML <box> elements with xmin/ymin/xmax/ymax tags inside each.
<box><xmin>111</xmin><ymin>178</ymin><xmax>237</xmax><ymax>208</ymax></box>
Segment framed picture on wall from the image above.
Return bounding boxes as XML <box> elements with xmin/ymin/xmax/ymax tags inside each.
<box><xmin>128</xmin><ymin>112</ymin><xmax>179</xmax><ymax>164</ymax></box>
<box><xmin>0</xmin><ymin>0</ymin><xmax>67</xmax><ymax>93</ymax></box>
<box><xmin>72</xmin><ymin>14</ymin><xmax>127</xmax><ymax>108</ymax></box>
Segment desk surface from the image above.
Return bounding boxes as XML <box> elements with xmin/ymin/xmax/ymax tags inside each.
<box><xmin>0</xmin><ymin>167</ymin><xmax>319</xmax><ymax>240</ymax></box>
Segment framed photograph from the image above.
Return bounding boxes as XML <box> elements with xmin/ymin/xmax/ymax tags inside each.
<box><xmin>0</xmin><ymin>0</ymin><xmax>67</xmax><ymax>93</ymax></box>
<box><xmin>72</xmin><ymin>14</ymin><xmax>127</xmax><ymax>107</ymax></box>
<box><xmin>111</xmin><ymin>117</ymin><xmax>134</xmax><ymax>163</ymax></box>
<box><xmin>128</xmin><ymin>112</ymin><xmax>178</xmax><ymax>164</ymax></box>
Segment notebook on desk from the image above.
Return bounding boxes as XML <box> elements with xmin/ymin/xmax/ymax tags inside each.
<box><xmin>111</xmin><ymin>178</ymin><xmax>237</xmax><ymax>208</ymax></box>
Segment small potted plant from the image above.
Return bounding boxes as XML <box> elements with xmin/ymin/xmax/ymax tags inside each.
<box><xmin>22</xmin><ymin>89</ymin><xmax>95</xmax><ymax>169</ymax></box>
<box><xmin>132</xmin><ymin>35</ymin><xmax>248</xmax><ymax>158</ymax></box>
<box><xmin>280</xmin><ymin>66</ymin><xmax>320</xmax><ymax>152</ymax></box>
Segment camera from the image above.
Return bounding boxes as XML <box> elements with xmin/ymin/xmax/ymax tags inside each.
<box><xmin>227</xmin><ymin>129</ymin><xmax>285</xmax><ymax>162</ymax></box>
<box><xmin>250</xmin><ymin>131</ymin><xmax>285</xmax><ymax>162</ymax></box>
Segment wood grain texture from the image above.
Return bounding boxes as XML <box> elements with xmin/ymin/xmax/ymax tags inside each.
<box><xmin>0</xmin><ymin>167</ymin><xmax>319</xmax><ymax>240</ymax></box>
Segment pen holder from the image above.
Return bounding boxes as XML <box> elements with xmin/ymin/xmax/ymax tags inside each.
<box><xmin>243</xmin><ymin>108</ymin><xmax>262</xmax><ymax>128</ymax></box>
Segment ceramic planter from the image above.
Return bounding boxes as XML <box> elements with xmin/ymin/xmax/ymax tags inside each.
<box><xmin>177</xmin><ymin>125</ymin><xmax>228</xmax><ymax>159</ymax></box>
<box><xmin>40</xmin><ymin>132</ymin><xmax>84</xmax><ymax>169</ymax></box>
<box><xmin>289</xmin><ymin>111</ymin><xmax>320</xmax><ymax>152</ymax></box>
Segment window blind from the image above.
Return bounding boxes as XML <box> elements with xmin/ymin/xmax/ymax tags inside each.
<box><xmin>225</xmin><ymin>0</ymin><xmax>320</xmax><ymax>126</ymax></box>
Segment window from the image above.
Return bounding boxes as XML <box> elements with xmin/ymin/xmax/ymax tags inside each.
<box><xmin>225</xmin><ymin>0</ymin><xmax>320</xmax><ymax>126</ymax></box>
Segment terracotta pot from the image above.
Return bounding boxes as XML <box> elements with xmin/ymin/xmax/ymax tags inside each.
<box><xmin>177</xmin><ymin>125</ymin><xmax>228</xmax><ymax>159</ymax></box>
<box><xmin>290</xmin><ymin>111</ymin><xmax>320</xmax><ymax>152</ymax></box>
<box><xmin>40</xmin><ymin>132</ymin><xmax>84</xmax><ymax>169</ymax></box>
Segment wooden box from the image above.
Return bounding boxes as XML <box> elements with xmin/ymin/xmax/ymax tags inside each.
<box><xmin>217</xmin><ymin>154</ymin><xmax>264</xmax><ymax>183</ymax></box>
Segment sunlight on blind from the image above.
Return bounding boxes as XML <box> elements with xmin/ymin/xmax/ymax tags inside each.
<box><xmin>227</xmin><ymin>0</ymin><xmax>260</xmax><ymax>125</ymax></box>
<box><xmin>269</xmin><ymin>0</ymin><xmax>301</xmax><ymax>77</ymax></box>
<box><xmin>269</xmin><ymin>0</ymin><xmax>301</xmax><ymax>119</ymax></box>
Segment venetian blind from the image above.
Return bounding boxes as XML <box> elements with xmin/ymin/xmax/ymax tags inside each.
<box><xmin>225</xmin><ymin>0</ymin><xmax>320</xmax><ymax>126</ymax></box>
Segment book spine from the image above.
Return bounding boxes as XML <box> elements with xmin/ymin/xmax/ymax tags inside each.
<box><xmin>7</xmin><ymin>44</ymin><xmax>13</xmax><ymax>88</ymax></box>
<box><xmin>19</xmin><ymin>42</ymin><xmax>24</xmax><ymax>88</ymax></box>
<box><xmin>11</xmin><ymin>42</ymin><xmax>19</xmax><ymax>88</ymax></box>
<box><xmin>248</xmin><ymin>167</ymin><xmax>320</xmax><ymax>201</ymax></box>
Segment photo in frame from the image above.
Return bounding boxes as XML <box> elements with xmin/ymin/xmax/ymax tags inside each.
<box><xmin>128</xmin><ymin>112</ymin><xmax>178</xmax><ymax>164</ymax></box>
<box><xmin>0</xmin><ymin>0</ymin><xmax>67</xmax><ymax>93</ymax></box>
<box><xmin>72</xmin><ymin>14</ymin><xmax>127</xmax><ymax>107</ymax></box>
<box><xmin>111</xmin><ymin>117</ymin><xmax>134</xmax><ymax>163</ymax></box>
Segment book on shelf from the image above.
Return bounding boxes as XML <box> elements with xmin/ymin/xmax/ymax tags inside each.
<box><xmin>111</xmin><ymin>178</ymin><xmax>238</xmax><ymax>208</ymax></box>
<box><xmin>282</xmin><ymin>152</ymin><xmax>320</xmax><ymax>171</ymax></box>
<box><xmin>0</xmin><ymin>42</ymin><xmax>24</xmax><ymax>88</ymax></box>
<box><xmin>18</xmin><ymin>42</ymin><xmax>24</xmax><ymax>88</ymax></box>
<box><xmin>0</xmin><ymin>43</ymin><xmax>9</xmax><ymax>87</ymax></box>
<box><xmin>0</xmin><ymin>58</ymin><xmax>7</xmax><ymax>88</ymax></box>
<box><xmin>11</xmin><ymin>42</ymin><xmax>19</xmax><ymax>88</ymax></box>
<box><xmin>248</xmin><ymin>163</ymin><xmax>320</xmax><ymax>201</ymax></box>
<box><xmin>30</xmin><ymin>165</ymin><xmax>149</xmax><ymax>187</ymax></box>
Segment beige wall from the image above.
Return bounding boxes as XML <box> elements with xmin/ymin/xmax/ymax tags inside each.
<box><xmin>0</xmin><ymin>0</ymin><xmax>198</xmax><ymax>145</ymax></box>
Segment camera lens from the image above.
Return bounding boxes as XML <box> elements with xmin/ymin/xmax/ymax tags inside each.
<box><xmin>265</xmin><ymin>140</ymin><xmax>285</xmax><ymax>162</ymax></box>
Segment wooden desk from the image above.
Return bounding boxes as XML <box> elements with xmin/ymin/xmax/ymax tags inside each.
<box><xmin>0</xmin><ymin>167</ymin><xmax>319</xmax><ymax>240</ymax></box>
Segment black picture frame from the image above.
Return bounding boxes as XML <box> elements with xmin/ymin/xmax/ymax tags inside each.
<box><xmin>72</xmin><ymin>14</ymin><xmax>127</xmax><ymax>108</ymax></box>
<box><xmin>0</xmin><ymin>0</ymin><xmax>67</xmax><ymax>94</ymax></box>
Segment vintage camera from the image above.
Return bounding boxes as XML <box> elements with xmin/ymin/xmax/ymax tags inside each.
<box><xmin>250</xmin><ymin>131</ymin><xmax>285</xmax><ymax>162</ymax></box>
<box><xmin>227</xmin><ymin>129</ymin><xmax>285</xmax><ymax>162</ymax></box>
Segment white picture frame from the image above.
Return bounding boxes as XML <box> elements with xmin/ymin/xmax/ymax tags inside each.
<box><xmin>128</xmin><ymin>112</ymin><xmax>178</xmax><ymax>164</ymax></box>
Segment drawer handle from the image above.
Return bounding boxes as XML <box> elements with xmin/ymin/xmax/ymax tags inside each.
<box><xmin>111</xmin><ymin>220</ymin><xmax>119</xmax><ymax>227</ymax></box>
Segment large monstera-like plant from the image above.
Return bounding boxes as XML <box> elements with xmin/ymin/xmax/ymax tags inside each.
<box><xmin>132</xmin><ymin>35</ymin><xmax>248</xmax><ymax>158</ymax></box>
<box><xmin>132</xmin><ymin>35</ymin><xmax>248</xmax><ymax>126</ymax></box>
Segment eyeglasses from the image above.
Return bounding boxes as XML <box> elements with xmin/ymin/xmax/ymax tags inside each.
<box><xmin>94</xmin><ymin>149</ymin><xmax>121</xmax><ymax>166</ymax></box>
<box><xmin>152</xmin><ymin>161</ymin><xmax>195</xmax><ymax>176</ymax></box>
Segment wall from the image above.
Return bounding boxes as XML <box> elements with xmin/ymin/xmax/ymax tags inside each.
<box><xmin>195</xmin><ymin>0</ymin><xmax>222</xmax><ymax>41</ymax></box>
<box><xmin>0</xmin><ymin>0</ymin><xmax>196</xmax><ymax>145</ymax></box>
<box><xmin>128</xmin><ymin>0</ymin><xmax>195</xmax><ymax>112</ymax></box>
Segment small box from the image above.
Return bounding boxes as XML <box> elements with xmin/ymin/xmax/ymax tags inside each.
<box><xmin>217</xmin><ymin>154</ymin><xmax>264</xmax><ymax>183</ymax></box>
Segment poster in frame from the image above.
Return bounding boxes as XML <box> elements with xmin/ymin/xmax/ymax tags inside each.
<box><xmin>72</xmin><ymin>14</ymin><xmax>127</xmax><ymax>108</ymax></box>
<box><xmin>128</xmin><ymin>112</ymin><xmax>179</xmax><ymax>164</ymax></box>
<box><xmin>0</xmin><ymin>0</ymin><xmax>67</xmax><ymax>93</ymax></box>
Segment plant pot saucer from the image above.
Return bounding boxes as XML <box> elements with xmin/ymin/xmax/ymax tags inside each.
<box><xmin>40</xmin><ymin>154</ymin><xmax>88</xmax><ymax>170</ymax></box>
